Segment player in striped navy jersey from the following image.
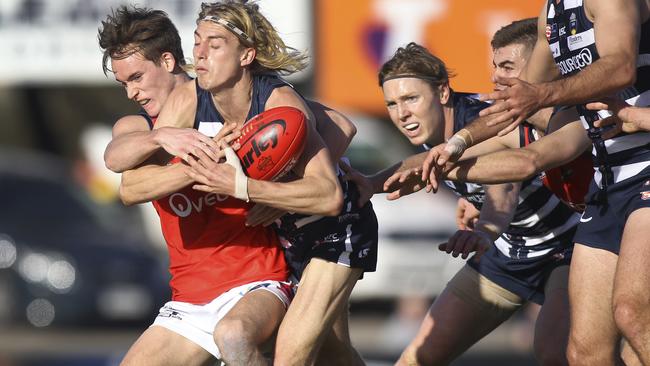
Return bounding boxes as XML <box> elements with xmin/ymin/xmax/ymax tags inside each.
<box><xmin>424</xmin><ymin>0</ymin><xmax>650</xmax><ymax>363</ymax></box>
<box><xmin>346</xmin><ymin>41</ymin><xmax>579</xmax><ymax>365</ymax></box>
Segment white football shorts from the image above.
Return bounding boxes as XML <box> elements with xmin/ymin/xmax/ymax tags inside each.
<box><xmin>152</xmin><ymin>280</ymin><xmax>293</xmax><ymax>359</ymax></box>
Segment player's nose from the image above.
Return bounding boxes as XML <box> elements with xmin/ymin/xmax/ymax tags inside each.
<box><xmin>397</xmin><ymin>104</ymin><xmax>410</xmax><ymax>120</ymax></box>
<box><xmin>126</xmin><ymin>84</ymin><xmax>138</xmax><ymax>100</ymax></box>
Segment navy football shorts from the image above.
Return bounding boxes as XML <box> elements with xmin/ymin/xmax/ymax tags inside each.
<box><xmin>468</xmin><ymin>235</ymin><xmax>574</xmax><ymax>305</ymax></box>
<box><xmin>574</xmin><ymin>165</ymin><xmax>650</xmax><ymax>254</ymax></box>
<box><xmin>276</xmin><ymin>182</ymin><xmax>379</xmax><ymax>281</ymax></box>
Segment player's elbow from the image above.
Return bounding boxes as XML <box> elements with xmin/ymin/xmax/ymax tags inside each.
<box><xmin>105</xmin><ymin>158</ymin><xmax>125</xmax><ymax>174</ymax></box>
<box><xmin>619</xmin><ymin>62</ymin><xmax>637</xmax><ymax>88</ymax></box>
<box><xmin>520</xmin><ymin>150</ymin><xmax>543</xmax><ymax>180</ymax></box>
<box><xmin>118</xmin><ymin>184</ymin><xmax>137</xmax><ymax>206</ymax></box>
<box><xmin>608</xmin><ymin>56</ymin><xmax>637</xmax><ymax>89</ymax></box>
<box><xmin>321</xmin><ymin>180</ymin><xmax>344</xmax><ymax>216</ymax></box>
<box><xmin>104</xmin><ymin>149</ymin><xmax>122</xmax><ymax>173</ymax></box>
<box><xmin>341</xmin><ymin>119</ymin><xmax>357</xmax><ymax>142</ymax></box>
<box><xmin>118</xmin><ymin>173</ymin><xmax>145</xmax><ymax>206</ymax></box>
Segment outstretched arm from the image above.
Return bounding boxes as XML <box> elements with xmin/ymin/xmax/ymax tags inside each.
<box><xmin>446</xmin><ymin>120</ymin><xmax>590</xmax><ymax>184</ymax></box>
<box><xmin>589</xmin><ymin>99</ymin><xmax>650</xmax><ymax>133</ymax></box>
<box><xmin>479</xmin><ymin>0</ymin><xmax>640</xmax><ymax>130</ymax></box>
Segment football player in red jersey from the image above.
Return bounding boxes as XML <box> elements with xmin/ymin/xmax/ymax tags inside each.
<box><xmin>101</xmin><ymin>3</ymin><xmax>371</xmax><ymax>366</ymax></box>
<box><xmin>100</xmin><ymin>7</ymin><xmax>292</xmax><ymax>366</ymax></box>
<box><xmin>151</xmin><ymin>3</ymin><xmax>377</xmax><ymax>365</ymax></box>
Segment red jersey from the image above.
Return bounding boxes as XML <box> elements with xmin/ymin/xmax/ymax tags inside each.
<box><xmin>148</xmin><ymin>117</ymin><xmax>288</xmax><ymax>304</ymax></box>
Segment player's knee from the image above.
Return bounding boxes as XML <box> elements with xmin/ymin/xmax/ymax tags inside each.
<box><xmin>566</xmin><ymin>341</ymin><xmax>587</xmax><ymax>366</ymax></box>
<box><xmin>214</xmin><ymin>318</ymin><xmax>254</xmax><ymax>357</ymax></box>
<box><xmin>613</xmin><ymin>296</ymin><xmax>646</xmax><ymax>340</ymax></box>
<box><xmin>567</xmin><ymin>335</ymin><xmax>606</xmax><ymax>366</ymax></box>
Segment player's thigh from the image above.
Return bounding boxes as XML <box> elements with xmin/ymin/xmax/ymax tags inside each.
<box><xmin>217</xmin><ymin>288</ymin><xmax>287</xmax><ymax>345</ymax></box>
<box><xmin>568</xmin><ymin>243</ymin><xmax>619</xmax><ymax>350</ymax></box>
<box><xmin>614</xmin><ymin>208</ymin><xmax>650</xmax><ymax>309</ymax></box>
<box><xmin>288</xmin><ymin>258</ymin><xmax>363</xmax><ymax>326</ymax></box>
<box><xmin>121</xmin><ymin>325</ymin><xmax>214</xmax><ymax>366</ymax></box>
<box><xmin>534</xmin><ymin>265</ymin><xmax>570</xmax><ymax>361</ymax></box>
<box><xmin>406</xmin><ymin>267</ymin><xmax>520</xmax><ymax>362</ymax></box>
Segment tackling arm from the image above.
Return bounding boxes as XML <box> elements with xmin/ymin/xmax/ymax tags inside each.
<box><xmin>447</xmin><ymin>120</ymin><xmax>590</xmax><ymax>184</ymax></box>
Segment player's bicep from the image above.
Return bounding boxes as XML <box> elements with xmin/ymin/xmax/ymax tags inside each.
<box><xmin>112</xmin><ymin>115</ymin><xmax>150</xmax><ymax>138</ymax></box>
<box><xmin>589</xmin><ymin>0</ymin><xmax>640</xmax><ymax>66</ymax></box>
<box><xmin>522</xmin><ymin>4</ymin><xmax>560</xmax><ymax>83</ymax></box>
<box><xmin>527</xmin><ymin>121</ymin><xmax>589</xmax><ymax>169</ymax></box>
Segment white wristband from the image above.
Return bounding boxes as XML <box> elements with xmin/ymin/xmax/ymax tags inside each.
<box><xmin>223</xmin><ymin>147</ymin><xmax>250</xmax><ymax>202</ymax></box>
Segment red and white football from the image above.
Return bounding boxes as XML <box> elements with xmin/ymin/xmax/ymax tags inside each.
<box><xmin>235</xmin><ymin>106</ymin><xmax>307</xmax><ymax>181</ymax></box>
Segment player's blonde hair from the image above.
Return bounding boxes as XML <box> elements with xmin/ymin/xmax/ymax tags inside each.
<box><xmin>197</xmin><ymin>1</ymin><xmax>308</xmax><ymax>75</ymax></box>
<box><xmin>378</xmin><ymin>42</ymin><xmax>455</xmax><ymax>89</ymax></box>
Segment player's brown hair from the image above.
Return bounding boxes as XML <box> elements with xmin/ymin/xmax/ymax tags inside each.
<box><xmin>491</xmin><ymin>18</ymin><xmax>537</xmax><ymax>52</ymax></box>
<box><xmin>98</xmin><ymin>6</ymin><xmax>185</xmax><ymax>75</ymax></box>
<box><xmin>197</xmin><ymin>1</ymin><xmax>308</xmax><ymax>75</ymax></box>
<box><xmin>378</xmin><ymin>42</ymin><xmax>454</xmax><ymax>89</ymax></box>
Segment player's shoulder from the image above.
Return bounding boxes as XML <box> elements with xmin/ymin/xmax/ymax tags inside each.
<box><xmin>267</xmin><ymin>85</ymin><xmax>305</xmax><ymax>110</ymax></box>
<box><xmin>455</xmin><ymin>92</ymin><xmax>487</xmax><ymax>106</ymax></box>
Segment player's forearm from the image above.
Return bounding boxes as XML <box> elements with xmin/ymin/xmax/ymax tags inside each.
<box><xmin>104</xmin><ymin>131</ymin><xmax>161</xmax><ymax>173</ymax></box>
<box><xmin>460</xmin><ymin>114</ymin><xmax>514</xmax><ymax>149</ymax></box>
<box><xmin>119</xmin><ymin>163</ymin><xmax>193</xmax><ymax>205</ymax></box>
<box><xmin>447</xmin><ymin>149</ymin><xmax>540</xmax><ymax>184</ymax></box>
<box><xmin>247</xmin><ymin>175</ymin><xmax>343</xmax><ymax>216</ymax></box>
<box><xmin>540</xmin><ymin>56</ymin><xmax>636</xmax><ymax>108</ymax></box>
<box><xmin>369</xmin><ymin>152</ymin><xmax>428</xmax><ymax>193</ymax></box>
<box><xmin>477</xmin><ymin>183</ymin><xmax>520</xmax><ymax>240</ymax></box>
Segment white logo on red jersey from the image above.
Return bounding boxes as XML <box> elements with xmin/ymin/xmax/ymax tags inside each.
<box><xmin>169</xmin><ymin>192</ymin><xmax>229</xmax><ymax>218</ymax></box>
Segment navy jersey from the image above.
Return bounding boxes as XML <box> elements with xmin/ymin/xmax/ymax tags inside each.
<box><xmin>433</xmin><ymin>92</ymin><xmax>578</xmax><ymax>260</ymax></box>
<box><xmin>194</xmin><ymin>73</ymin><xmax>288</xmax><ymax>134</ymax></box>
<box><xmin>546</xmin><ymin>0</ymin><xmax>650</xmax><ymax>188</ymax></box>
<box><xmin>195</xmin><ymin>73</ymin><xmax>378</xmax><ymax>277</ymax></box>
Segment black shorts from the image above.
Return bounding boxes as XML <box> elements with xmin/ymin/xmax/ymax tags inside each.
<box><xmin>574</xmin><ymin>164</ymin><xmax>650</xmax><ymax>254</ymax></box>
<box><xmin>468</xmin><ymin>234</ymin><xmax>574</xmax><ymax>305</ymax></box>
<box><xmin>276</xmin><ymin>182</ymin><xmax>379</xmax><ymax>281</ymax></box>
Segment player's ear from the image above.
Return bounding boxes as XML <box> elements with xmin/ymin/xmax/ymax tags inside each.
<box><xmin>438</xmin><ymin>83</ymin><xmax>451</xmax><ymax>104</ymax></box>
<box><xmin>161</xmin><ymin>52</ymin><xmax>176</xmax><ymax>72</ymax></box>
<box><xmin>240</xmin><ymin>47</ymin><xmax>256</xmax><ymax>67</ymax></box>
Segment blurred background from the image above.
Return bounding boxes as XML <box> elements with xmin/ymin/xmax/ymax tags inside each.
<box><xmin>0</xmin><ymin>0</ymin><xmax>543</xmax><ymax>364</ymax></box>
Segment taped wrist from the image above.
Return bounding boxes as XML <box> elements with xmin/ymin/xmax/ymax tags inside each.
<box><xmin>223</xmin><ymin>147</ymin><xmax>249</xmax><ymax>202</ymax></box>
<box><xmin>445</xmin><ymin>129</ymin><xmax>473</xmax><ymax>157</ymax></box>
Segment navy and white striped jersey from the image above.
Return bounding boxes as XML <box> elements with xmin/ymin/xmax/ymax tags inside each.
<box><xmin>432</xmin><ymin>92</ymin><xmax>579</xmax><ymax>260</ymax></box>
<box><xmin>546</xmin><ymin>0</ymin><xmax>650</xmax><ymax>188</ymax></box>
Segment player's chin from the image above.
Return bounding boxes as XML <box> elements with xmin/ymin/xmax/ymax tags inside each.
<box><xmin>406</xmin><ymin>134</ymin><xmax>427</xmax><ymax>146</ymax></box>
<box><xmin>144</xmin><ymin>103</ymin><xmax>160</xmax><ymax>117</ymax></box>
